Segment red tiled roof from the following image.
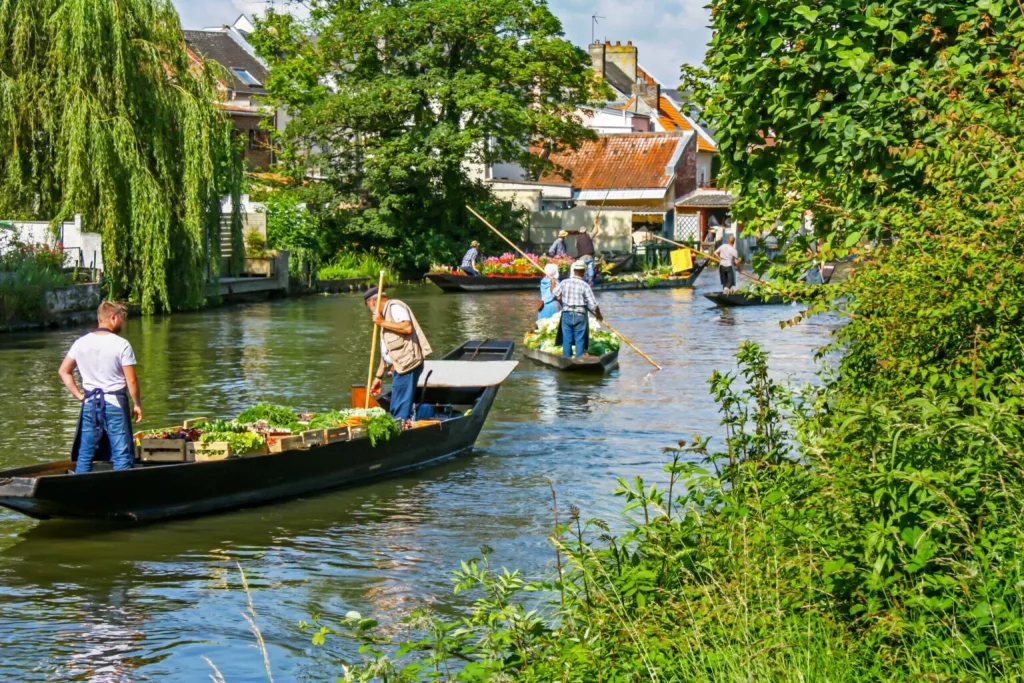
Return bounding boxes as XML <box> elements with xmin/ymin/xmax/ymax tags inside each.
<box><xmin>637</xmin><ymin>65</ymin><xmax>658</xmax><ymax>86</ymax></box>
<box><xmin>656</xmin><ymin>96</ymin><xmax>718</xmax><ymax>152</ymax></box>
<box><xmin>538</xmin><ymin>133</ymin><xmax>689</xmax><ymax>190</ymax></box>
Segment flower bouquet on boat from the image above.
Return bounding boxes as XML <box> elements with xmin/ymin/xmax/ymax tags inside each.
<box><xmin>522</xmin><ymin>313</ymin><xmax>621</xmax><ymax>373</ymax></box>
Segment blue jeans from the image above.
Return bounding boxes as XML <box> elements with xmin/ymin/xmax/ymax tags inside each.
<box><xmin>582</xmin><ymin>256</ymin><xmax>596</xmax><ymax>284</ymax></box>
<box><xmin>561</xmin><ymin>311</ymin><xmax>588</xmax><ymax>358</ymax></box>
<box><xmin>76</xmin><ymin>396</ymin><xmax>134</xmax><ymax>474</ymax></box>
<box><xmin>390</xmin><ymin>364</ymin><xmax>424</xmax><ymax>421</ymax></box>
<box><xmin>461</xmin><ymin>266</ymin><xmax>480</xmax><ymax>277</ymax></box>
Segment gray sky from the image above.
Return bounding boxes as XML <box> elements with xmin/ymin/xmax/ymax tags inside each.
<box><xmin>170</xmin><ymin>0</ymin><xmax>711</xmax><ymax>86</ymax></box>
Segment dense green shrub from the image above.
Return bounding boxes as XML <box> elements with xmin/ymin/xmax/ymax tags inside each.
<box><xmin>316</xmin><ymin>251</ymin><xmax>394</xmax><ymax>284</ymax></box>
<box><xmin>0</xmin><ymin>240</ymin><xmax>69</xmax><ymax>323</ymax></box>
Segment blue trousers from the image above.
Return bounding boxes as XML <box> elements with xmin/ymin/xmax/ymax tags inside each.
<box><xmin>461</xmin><ymin>266</ymin><xmax>481</xmax><ymax>277</ymax></box>
<box><xmin>582</xmin><ymin>256</ymin><xmax>596</xmax><ymax>284</ymax></box>
<box><xmin>390</xmin><ymin>364</ymin><xmax>424</xmax><ymax>420</ymax></box>
<box><xmin>76</xmin><ymin>396</ymin><xmax>134</xmax><ymax>474</ymax></box>
<box><xmin>561</xmin><ymin>311</ymin><xmax>588</xmax><ymax>358</ymax></box>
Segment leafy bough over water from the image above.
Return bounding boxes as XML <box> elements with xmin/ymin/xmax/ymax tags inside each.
<box><xmin>302</xmin><ymin>343</ymin><xmax>1024</xmax><ymax>681</ymax></box>
<box><xmin>524</xmin><ymin>314</ymin><xmax>621</xmax><ymax>357</ymax></box>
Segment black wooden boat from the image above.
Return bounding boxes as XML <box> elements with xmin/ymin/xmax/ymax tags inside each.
<box><xmin>0</xmin><ymin>341</ymin><xmax>517</xmax><ymax>523</ymax></box>
<box><xmin>523</xmin><ymin>346</ymin><xmax>619</xmax><ymax>373</ymax></box>
<box><xmin>703</xmin><ymin>291</ymin><xmax>788</xmax><ymax>307</ymax></box>
<box><xmin>595</xmin><ymin>259</ymin><xmax>707</xmax><ymax>292</ymax></box>
<box><xmin>425</xmin><ymin>254</ymin><xmax>636</xmax><ymax>293</ymax></box>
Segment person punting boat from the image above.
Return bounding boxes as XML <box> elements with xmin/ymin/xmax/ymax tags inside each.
<box><xmin>366</xmin><ymin>287</ymin><xmax>433</xmax><ymax>421</ymax></box>
<box><xmin>57</xmin><ymin>301</ymin><xmax>143</xmax><ymax>474</ymax></box>
<box><xmin>572</xmin><ymin>225</ymin><xmax>599</xmax><ymax>284</ymax></box>
<box><xmin>553</xmin><ymin>261</ymin><xmax>603</xmax><ymax>359</ymax></box>
<box><xmin>715</xmin><ymin>235</ymin><xmax>742</xmax><ymax>294</ymax></box>
<box><xmin>460</xmin><ymin>240</ymin><xmax>481</xmax><ymax>276</ymax></box>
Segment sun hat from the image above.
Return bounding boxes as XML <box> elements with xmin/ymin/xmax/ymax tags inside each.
<box><xmin>558</xmin><ymin>230</ymin><xmax>569</xmax><ymax>238</ymax></box>
<box><xmin>572</xmin><ymin>260</ymin><xmax>586</xmax><ymax>272</ymax></box>
<box><xmin>471</xmin><ymin>240</ymin><xmax>480</xmax><ymax>247</ymax></box>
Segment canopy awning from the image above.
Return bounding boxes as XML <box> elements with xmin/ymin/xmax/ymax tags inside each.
<box><xmin>418</xmin><ymin>361</ymin><xmax>519</xmax><ymax>388</ymax></box>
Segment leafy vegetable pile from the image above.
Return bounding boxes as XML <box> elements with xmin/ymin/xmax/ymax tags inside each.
<box><xmin>235</xmin><ymin>403</ymin><xmax>301</xmax><ymax>430</ymax></box>
<box><xmin>524</xmin><ymin>314</ymin><xmax>620</xmax><ymax>357</ymax></box>
<box><xmin>198</xmin><ymin>431</ymin><xmax>266</xmax><ymax>455</ymax></box>
<box><xmin>365</xmin><ymin>413</ymin><xmax>403</xmax><ymax>447</ymax></box>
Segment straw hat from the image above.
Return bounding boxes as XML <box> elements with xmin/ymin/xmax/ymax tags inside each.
<box><xmin>558</xmin><ymin>230</ymin><xmax>569</xmax><ymax>238</ymax></box>
<box><xmin>471</xmin><ymin>240</ymin><xmax>480</xmax><ymax>247</ymax></box>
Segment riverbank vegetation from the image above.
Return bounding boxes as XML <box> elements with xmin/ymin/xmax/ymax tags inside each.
<box><xmin>249</xmin><ymin>0</ymin><xmax>607</xmax><ymax>274</ymax></box>
<box><xmin>0</xmin><ymin>0</ymin><xmax>243</xmax><ymax>313</ymax></box>
<box><xmin>0</xmin><ymin>236</ymin><xmax>75</xmax><ymax>323</ymax></box>
<box><xmin>294</xmin><ymin>2</ymin><xmax>1024</xmax><ymax>680</ymax></box>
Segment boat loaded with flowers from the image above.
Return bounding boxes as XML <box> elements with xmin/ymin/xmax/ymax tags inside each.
<box><xmin>425</xmin><ymin>253</ymin><xmax>635</xmax><ymax>293</ymax></box>
<box><xmin>522</xmin><ymin>314</ymin><xmax>621</xmax><ymax>373</ymax></box>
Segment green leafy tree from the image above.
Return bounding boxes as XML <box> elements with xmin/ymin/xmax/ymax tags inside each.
<box><xmin>249</xmin><ymin>0</ymin><xmax>602</xmax><ymax>270</ymax></box>
<box><xmin>0</xmin><ymin>0</ymin><xmax>243</xmax><ymax>312</ymax></box>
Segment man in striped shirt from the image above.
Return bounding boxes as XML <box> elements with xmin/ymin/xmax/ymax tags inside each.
<box><xmin>553</xmin><ymin>261</ymin><xmax>603</xmax><ymax>358</ymax></box>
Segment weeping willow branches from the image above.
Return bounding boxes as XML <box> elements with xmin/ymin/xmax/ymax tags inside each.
<box><xmin>0</xmin><ymin>0</ymin><xmax>242</xmax><ymax>312</ymax></box>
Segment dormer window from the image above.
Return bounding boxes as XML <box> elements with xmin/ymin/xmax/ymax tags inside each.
<box><xmin>231</xmin><ymin>68</ymin><xmax>262</xmax><ymax>86</ymax></box>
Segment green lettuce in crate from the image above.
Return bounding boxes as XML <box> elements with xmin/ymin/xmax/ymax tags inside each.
<box><xmin>198</xmin><ymin>431</ymin><xmax>267</xmax><ymax>454</ymax></box>
<box><xmin>235</xmin><ymin>403</ymin><xmax>300</xmax><ymax>430</ymax></box>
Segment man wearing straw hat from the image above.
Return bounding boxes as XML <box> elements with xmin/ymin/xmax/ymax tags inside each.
<box><xmin>547</xmin><ymin>230</ymin><xmax>569</xmax><ymax>258</ymax></box>
<box><xmin>460</xmin><ymin>240</ymin><xmax>482</xmax><ymax>276</ymax></box>
<box><xmin>553</xmin><ymin>261</ymin><xmax>603</xmax><ymax>359</ymax></box>
<box><xmin>366</xmin><ymin>287</ymin><xmax>433</xmax><ymax>421</ymax></box>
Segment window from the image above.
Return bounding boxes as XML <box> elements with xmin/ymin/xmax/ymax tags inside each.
<box><xmin>248</xmin><ymin>129</ymin><xmax>257</xmax><ymax>151</ymax></box>
<box><xmin>231</xmin><ymin>67</ymin><xmax>262</xmax><ymax>87</ymax></box>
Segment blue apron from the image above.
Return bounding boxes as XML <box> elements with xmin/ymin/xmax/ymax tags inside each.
<box><xmin>69</xmin><ymin>328</ymin><xmax>137</xmax><ymax>465</ymax></box>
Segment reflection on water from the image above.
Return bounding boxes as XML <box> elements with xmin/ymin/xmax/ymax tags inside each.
<box><xmin>0</xmin><ymin>272</ymin><xmax>838</xmax><ymax>681</ymax></box>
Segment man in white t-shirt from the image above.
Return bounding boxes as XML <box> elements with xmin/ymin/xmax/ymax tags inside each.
<box><xmin>58</xmin><ymin>301</ymin><xmax>143</xmax><ymax>473</ymax></box>
<box><xmin>714</xmin><ymin>235</ymin><xmax>742</xmax><ymax>293</ymax></box>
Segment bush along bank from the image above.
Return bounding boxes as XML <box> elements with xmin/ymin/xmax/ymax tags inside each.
<box><xmin>301</xmin><ymin>341</ymin><xmax>1024</xmax><ymax>682</ymax></box>
<box><xmin>0</xmin><ymin>239</ymin><xmax>100</xmax><ymax>329</ymax></box>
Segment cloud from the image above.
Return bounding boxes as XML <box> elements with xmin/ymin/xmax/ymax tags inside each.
<box><xmin>171</xmin><ymin>0</ymin><xmax>712</xmax><ymax>83</ymax></box>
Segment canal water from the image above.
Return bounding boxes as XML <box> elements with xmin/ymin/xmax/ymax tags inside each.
<box><xmin>0</xmin><ymin>272</ymin><xmax>837</xmax><ymax>682</ymax></box>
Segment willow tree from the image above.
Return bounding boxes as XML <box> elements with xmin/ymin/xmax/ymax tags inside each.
<box><xmin>0</xmin><ymin>0</ymin><xmax>243</xmax><ymax>312</ymax></box>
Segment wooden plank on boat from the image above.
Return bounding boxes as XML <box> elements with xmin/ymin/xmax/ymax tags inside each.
<box><xmin>267</xmin><ymin>434</ymin><xmax>304</xmax><ymax>453</ymax></box>
<box><xmin>139</xmin><ymin>439</ymin><xmax>191</xmax><ymax>463</ymax></box>
<box><xmin>419</xmin><ymin>360</ymin><xmax>519</xmax><ymax>388</ymax></box>
<box><xmin>183</xmin><ymin>417</ymin><xmax>209</xmax><ymax>429</ymax></box>
<box><xmin>324</xmin><ymin>427</ymin><xmax>350</xmax><ymax>444</ymax></box>
<box><xmin>301</xmin><ymin>429</ymin><xmax>326</xmax><ymax>447</ymax></box>
<box><xmin>194</xmin><ymin>442</ymin><xmax>232</xmax><ymax>462</ymax></box>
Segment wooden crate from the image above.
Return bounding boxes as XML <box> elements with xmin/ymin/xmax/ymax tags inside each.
<box><xmin>301</xmin><ymin>429</ymin><xmax>325</xmax><ymax>448</ymax></box>
<box><xmin>194</xmin><ymin>441</ymin><xmax>232</xmax><ymax>462</ymax></box>
<box><xmin>139</xmin><ymin>438</ymin><xmax>192</xmax><ymax>463</ymax></box>
<box><xmin>349</xmin><ymin>426</ymin><xmax>368</xmax><ymax>441</ymax></box>
<box><xmin>267</xmin><ymin>434</ymin><xmax>305</xmax><ymax>453</ymax></box>
<box><xmin>183</xmin><ymin>417</ymin><xmax>209</xmax><ymax>429</ymax></box>
<box><xmin>324</xmin><ymin>426</ymin><xmax>350</xmax><ymax>444</ymax></box>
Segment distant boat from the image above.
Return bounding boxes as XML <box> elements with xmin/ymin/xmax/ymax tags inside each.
<box><xmin>0</xmin><ymin>342</ymin><xmax>518</xmax><ymax>523</ymax></box>
<box><xmin>425</xmin><ymin>253</ymin><xmax>637</xmax><ymax>293</ymax></box>
<box><xmin>703</xmin><ymin>291</ymin><xmax>787</xmax><ymax>307</ymax></box>
<box><xmin>523</xmin><ymin>347</ymin><xmax>619</xmax><ymax>373</ymax></box>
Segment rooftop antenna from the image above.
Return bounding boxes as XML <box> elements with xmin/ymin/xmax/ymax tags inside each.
<box><xmin>591</xmin><ymin>14</ymin><xmax>605</xmax><ymax>44</ymax></box>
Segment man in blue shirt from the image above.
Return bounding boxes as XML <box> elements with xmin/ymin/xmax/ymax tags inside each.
<box><xmin>548</xmin><ymin>231</ymin><xmax>568</xmax><ymax>257</ymax></box>
<box><xmin>461</xmin><ymin>241</ymin><xmax>481</xmax><ymax>276</ymax></box>
<box><xmin>553</xmin><ymin>261</ymin><xmax>603</xmax><ymax>358</ymax></box>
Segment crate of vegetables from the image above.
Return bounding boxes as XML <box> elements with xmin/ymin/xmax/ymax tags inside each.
<box><xmin>267</xmin><ymin>434</ymin><xmax>304</xmax><ymax>453</ymax></box>
<box><xmin>194</xmin><ymin>441</ymin><xmax>232</xmax><ymax>462</ymax></box>
<box><xmin>323</xmin><ymin>427</ymin><xmax>350</xmax><ymax>444</ymax></box>
<box><xmin>300</xmin><ymin>429</ymin><xmax>325</xmax><ymax>448</ymax></box>
<box><xmin>139</xmin><ymin>438</ymin><xmax>192</xmax><ymax>463</ymax></box>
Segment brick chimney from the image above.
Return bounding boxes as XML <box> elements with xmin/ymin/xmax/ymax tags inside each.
<box><xmin>589</xmin><ymin>42</ymin><xmax>606</xmax><ymax>81</ymax></box>
<box><xmin>633</xmin><ymin>82</ymin><xmax>661</xmax><ymax>111</ymax></box>
<box><xmin>606</xmin><ymin>41</ymin><xmax>638</xmax><ymax>85</ymax></box>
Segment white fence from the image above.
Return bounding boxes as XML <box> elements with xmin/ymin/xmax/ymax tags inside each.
<box><xmin>0</xmin><ymin>214</ymin><xmax>103</xmax><ymax>271</ymax></box>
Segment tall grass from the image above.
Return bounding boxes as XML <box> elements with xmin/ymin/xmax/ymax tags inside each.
<box><xmin>317</xmin><ymin>252</ymin><xmax>395</xmax><ymax>284</ymax></box>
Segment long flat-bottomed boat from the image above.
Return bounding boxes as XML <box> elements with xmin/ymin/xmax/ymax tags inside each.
<box><xmin>523</xmin><ymin>347</ymin><xmax>619</xmax><ymax>373</ymax></box>
<box><xmin>704</xmin><ymin>291</ymin><xmax>788</xmax><ymax>307</ymax></box>
<box><xmin>0</xmin><ymin>341</ymin><xmax>517</xmax><ymax>523</ymax></box>
<box><xmin>425</xmin><ymin>254</ymin><xmax>636</xmax><ymax>293</ymax></box>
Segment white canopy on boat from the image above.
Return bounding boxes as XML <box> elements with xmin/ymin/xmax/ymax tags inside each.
<box><xmin>418</xmin><ymin>361</ymin><xmax>519</xmax><ymax>388</ymax></box>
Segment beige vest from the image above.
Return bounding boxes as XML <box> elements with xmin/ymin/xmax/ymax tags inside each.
<box><xmin>381</xmin><ymin>299</ymin><xmax>432</xmax><ymax>374</ymax></box>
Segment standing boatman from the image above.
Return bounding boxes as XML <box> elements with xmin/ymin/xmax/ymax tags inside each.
<box><xmin>57</xmin><ymin>301</ymin><xmax>143</xmax><ymax>474</ymax></box>
<box><xmin>460</xmin><ymin>240</ymin><xmax>482</xmax><ymax>276</ymax></box>
<box><xmin>715</xmin><ymin>235</ymin><xmax>742</xmax><ymax>293</ymax></box>
<box><xmin>366</xmin><ymin>287</ymin><xmax>433</xmax><ymax>421</ymax></box>
<box><xmin>553</xmin><ymin>261</ymin><xmax>603</xmax><ymax>359</ymax></box>
<box><xmin>573</xmin><ymin>224</ymin><xmax>600</xmax><ymax>284</ymax></box>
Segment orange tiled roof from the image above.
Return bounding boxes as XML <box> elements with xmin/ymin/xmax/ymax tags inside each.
<box><xmin>637</xmin><ymin>65</ymin><xmax>658</xmax><ymax>86</ymax></box>
<box><xmin>657</xmin><ymin>96</ymin><xmax>718</xmax><ymax>153</ymax></box>
<box><xmin>538</xmin><ymin>133</ymin><xmax>689</xmax><ymax>190</ymax></box>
